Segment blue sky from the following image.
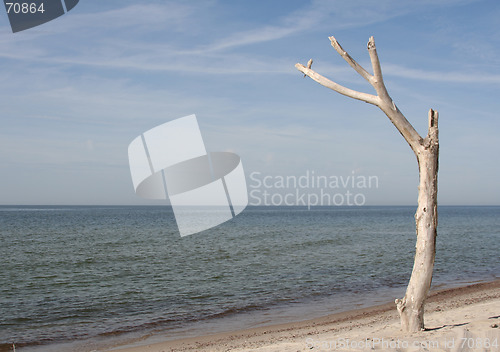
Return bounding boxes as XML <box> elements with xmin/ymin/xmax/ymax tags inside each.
<box><xmin>0</xmin><ymin>0</ymin><xmax>498</xmax><ymax>205</ymax></box>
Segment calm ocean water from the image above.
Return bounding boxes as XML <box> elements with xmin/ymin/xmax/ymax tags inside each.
<box><xmin>0</xmin><ymin>205</ymin><xmax>499</xmax><ymax>351</ymax></box>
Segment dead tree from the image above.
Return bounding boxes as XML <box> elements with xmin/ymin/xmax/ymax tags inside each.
<box><xmin>296</xmin><ymin>36</ymin><xmax>439</xmax><ymax>332</ymax></box>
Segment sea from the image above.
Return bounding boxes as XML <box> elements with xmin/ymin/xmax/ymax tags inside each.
<box><xmin>0</xmin><ymin>205</ymin><xmax>499</xmax><ymax>351</ymax></box>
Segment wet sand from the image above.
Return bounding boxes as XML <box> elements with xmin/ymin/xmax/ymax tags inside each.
<box><xmin>103</xmin><ymin>280</ymin><xmax>500</xmax><ymax>352</ymax></box>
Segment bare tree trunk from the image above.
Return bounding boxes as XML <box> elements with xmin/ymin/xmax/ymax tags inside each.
<box><xmin>396</xmin><ymin>110</ymin><xmax>439</xmax><ymax>331</ymax></box>
<box><xmin>296</xmin><ymin>36</ymin><xmax>439</xmax><ymax>332</ymax></box>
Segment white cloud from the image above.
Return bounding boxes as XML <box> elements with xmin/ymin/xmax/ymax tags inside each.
<box><xmin>384</xmin><ymin>63</ymin><xmax>500</xmax><ymax>84</ymax></box>
<box><xmin>0</xmin><ymin>0</ymin><xmax>481</xmax><ymax>74</ymax></box>
<box><xmin>200</xmin><ymin>0</ymin><xmax>480</xmax><ymax>53</ymax></box>
<box><xmin>0</xmin><ymin>0</ymin><xmax>497</xmax><ymax>205</ymax></box>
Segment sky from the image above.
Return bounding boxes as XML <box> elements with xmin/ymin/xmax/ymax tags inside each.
<box><xmin>0</xmin><ymin>0</ymin><xmax>499</xmax><ymax>206</ymax></box>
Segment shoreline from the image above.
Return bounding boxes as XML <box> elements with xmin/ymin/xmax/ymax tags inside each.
<box><xmin>102</xmin><ymin>279</ymin><xmax>500</xmax><ymax>352</ymax></box>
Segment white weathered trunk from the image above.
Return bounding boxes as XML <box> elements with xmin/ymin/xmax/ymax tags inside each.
<box><xmin>396</xmin><ymin>111</ymin><xmax>439</xmax><ymax>331</ymax></box>
<box><xmin>296</xmin><ymin>36</ymin><xmax>439</xmax><ymax>332</ymax></box>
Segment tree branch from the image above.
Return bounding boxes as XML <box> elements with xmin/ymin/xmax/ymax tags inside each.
<box><xmin>296</xmin><ymin>36</ymin><xmax>428</xmax><ymax>155</ymax></box>
<box><xmin>295</xmin><ymin>63</ymin><xmax>378</xmax><ymax>105</ymax></box>
<box><xmin>329</xmin><ymin>36</ymin><xmax>372</xmax><ymax>83</ymax></box>
<box><xmin>367</xmin><ymin>36</ymin><xmax>391</xmax><ymax>102</ymax></box>
<box><xmin>423</xmin><ymin>109</ymin><xmax>439</xmax><ymax>148</ymax></box>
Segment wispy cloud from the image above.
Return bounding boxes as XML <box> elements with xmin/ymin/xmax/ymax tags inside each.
<box><xmin>384</xmin><ymin>63</ymin><xmax>500</xmax><ymax>84</ymax></box>
<box><xmin>0</xmin><ymin>0</ymin><xmax>497</xmax><ymax>205</ymax></box>
<box><xmin>0</xmin><ymin>0</ymin><xmax>482</xmax><ymax>75</ymax></box>
<box><xmin>197</xmin><ymin>0</ymin><xmax>480</xmax><ymax>53</ymax></box>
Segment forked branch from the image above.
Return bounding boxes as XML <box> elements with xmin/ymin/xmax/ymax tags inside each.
<box><xmin>296</xmin><ymin>36</ymin><xmax>427</xmax><ymax>155</ymax></box>
<box><xmin>329</xmin><ymin>36</ymin><xmax>372</xmax><ymax>83</ymax></box>
<box><xmin>294</xmin><ymin>63</ymin><xmax>378</xmax><ymax>105</ymax></box>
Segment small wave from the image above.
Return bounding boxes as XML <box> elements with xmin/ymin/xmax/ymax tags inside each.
<box><xmin>0</xmin><ymin>341</ymin><xmax>42</xmax><ymax>352</ymax></box>
<box><xmin>0</xmin><ymin>208</ymin><xmax>75</xmax><ymax>212</ymax></box>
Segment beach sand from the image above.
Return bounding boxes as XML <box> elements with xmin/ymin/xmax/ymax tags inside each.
<box><xmin>104</xmin><ymin>280</ymin><xmax>500</xmax><ymax>352</ymax></box>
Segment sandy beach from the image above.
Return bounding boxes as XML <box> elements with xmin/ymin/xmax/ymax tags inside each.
<box><xmin>103</xmin><ymin>280</ymin><xmax>500</xmax><ymax>352</ymax></box>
